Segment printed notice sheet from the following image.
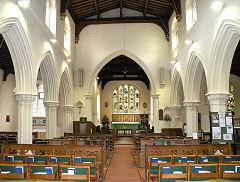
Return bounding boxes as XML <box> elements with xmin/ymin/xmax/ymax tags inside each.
<box><xmin>227</xmin><ymin>125</ymin><xmax>233</xmax><ymax>134</ymax></box>
<box><xmin>226</xmin><ymin>117</ymin><xmax>232</xmax><ymax>125</ymax></box>
<box><xmin>213</xmin><ymin>132</ymin><xmax>221</xmax><ymax>139</ymax></box>
<box><xmin>212</xmin><ymin>127</ymin><xmax>221</xmax><ymax>139</ymax></box>
<box><xmin>219</xmin><ymin>113</ymin><xmax>226</xmax><ymax>127</ymax></box>
<box><xmin>212</xmin><ymin>113</ymin><xmax>219</xmax><ymax>124</ymax></box>
<box><xmin>223</xmin><ymin>134</ymin><xmax>232</xmax><ymax>140</ymax></box>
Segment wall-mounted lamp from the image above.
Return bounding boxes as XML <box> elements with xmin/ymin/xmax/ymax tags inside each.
<box><xmin>17</xmin><ymin>0</ymin><xmax>30</xmax><ymax>8</ymax></box>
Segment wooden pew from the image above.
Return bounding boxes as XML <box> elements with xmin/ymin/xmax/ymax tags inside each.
<box><xmin>197</xmin><ymin>155</ymin><xmax>221</xmax><ymax>164</ymax></box>
<box><xmin>28</xmin><ymin>164</ymin><xmax>58</xmax><ymax>180</ymax></box>
<box><xmin>0</xmin><ymin>163</ymin><xmax>28</xmax><ymax>180</ymax></box>
<box><xmin>189</xmin><ymin>163</ymin><xmax>219</xmax><ymax>180</ymax></box>
<box><xmin>147</xmin><ymin>155</ymin><xmax>172</xmax><ymax>181</ymax></box>
<box><xmin>2</xmin><ymin>144</ymin><xmax>104</xmax><ymax>180</ymax></box>
<box><xmin>222</xmin><ymin>155</ymin><xmax>240</xmax><ymax>163</ymax></box>
<box><xmin>158</xmin><ymin>164</ymin><xmax>189</xmax><ymax>182</ymax></box>
<box><xmin>218</xmin><ymin>163</ymin><xmax>240</xmax><ymax>180</ymax></box>
<box><xmin>59</xmin><ymin>164</ymin><xmax>91</xmax><ymax>182</ymax></box>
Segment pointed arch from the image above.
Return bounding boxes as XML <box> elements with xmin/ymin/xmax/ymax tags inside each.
<box><xmin>0</xmin><ymin>17</ymin><xmax>35</xmax><ymax>94</ymax></box>
<box><xmin>185</xmin><ymin>51</ymin><xmax>207</xmax><ymax>101</ymax></box>
<box><xmin>38</xmin><ymin>51</ymin><xmax>58</xmax><ymax>101</ymax></box>
<box><xmin>171</xmin><ymin>68</ymin><xmax>184</xmax><ymax>106</ymax></box>
<box><xmin>208</xmin><ymin>19</ymin><xmax>240</xmax><ymax>93</ymax></box>
<box><xmin>59</xmin><ymin>68</ymin><xmax>73</xmax><ymax>106</ymax></box>
<box><xmin>88</xmin><ymin>50</ymin><xmax>156</xmax><ymax>95</ymax></box>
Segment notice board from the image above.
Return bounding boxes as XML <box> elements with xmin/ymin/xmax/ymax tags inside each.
<box><xmin>210</xmin><ymin>112</ymin><xmax>234</xmax><ymax>144</ymax></box>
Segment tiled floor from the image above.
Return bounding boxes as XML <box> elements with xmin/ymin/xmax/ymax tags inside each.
<box><xmin>104</xmin><ymin>145</ymin><xmax>142</xmax><ymax>182</ymax></box>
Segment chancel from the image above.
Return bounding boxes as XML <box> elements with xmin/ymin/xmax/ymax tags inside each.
<box><xmin>0</xmin><ymin>0</ymin><xmax>240</xmax><ymax>182</ymax></box>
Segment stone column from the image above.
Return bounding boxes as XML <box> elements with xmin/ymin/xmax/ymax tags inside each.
<box><xmin>44</xmin><ymin>101</ymin><xmax>58</xmax><ymax>139</ymax></box>
<box><xmin>183</xmin><ymin>102</ymin><xmax>199</xmax><ymax>137</ymax></box>
<box><xmin>63</xmin><ymin>105</ymin><xmax>74</xmax><ymax>133</ymax></box>
<box><xmin>16</xmin><ymin>94</ymin><xmax>35</xmax><ymax>144</ymax></box>
<box><xmin>206</xmin><ymin>93</ymin><xmax>229</xmax><ymax>112</ymax></box>
<box><xmin>151</xmin><ymin>94</ymin><xmax>159</xmax><ymax>132</ymax></box>
<box><xmin>85</xmin><ymin>94</ymin><xmax>93</xmax><ymax>123</ymax></box>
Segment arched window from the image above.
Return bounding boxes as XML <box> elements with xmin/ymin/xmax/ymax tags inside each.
<box><xmin>186</xmin><ymin>0</ymin><xmax>197</xmax><ymax>31</ymax></box>
<box><xmin>171</xmin><ymin>18</ymin><xmax>179</xmax><ymax>52</ymax></box>
<box><xmin>64</xmin><ymin>16</ymin><xmax>71</xmax><ymax>53</ymax></box>
<box><xmin>45</xmin><ymin>0</ymin><xmax>56</xmax><ymax>36</ymax></box>
<box><xmin>113</xmin><ymin>84</ymin><xmax>140</xmax><ymax>114</ymax></box>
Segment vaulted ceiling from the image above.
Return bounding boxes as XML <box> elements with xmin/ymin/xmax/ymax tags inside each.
<box><xmin>60</xmin><ymin>0</ymin><xmax>182</xmax><ymax>42</ymax></box>
<box><xmin>97</xmin><ymin>55</ymin><xmax>149</xmax><ymax>89</ymax></box>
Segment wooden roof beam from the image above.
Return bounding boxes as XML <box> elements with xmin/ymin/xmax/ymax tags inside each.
<box><xmin>75</xmin><ymin>17</ymin><xmax>170</xmax><ymax>43</ymax></box>
<box><xmin>120</xmin><ymin>0</ymin><xmax>123</xmax><ymax>18</ymax></box>
<box><xmin>144</xmin><ymin>0</ymin><xmax>150</xmax><ymax>17</ymax></box>
<box><xmin>93</xmin><ymin>0</ymin><xmax>100</xmax><ymax>18</ymax></box>
<box><xmin>170</xmin><ymin>0</ymin><xmax>181</xmax><ymax>21</ymax></box>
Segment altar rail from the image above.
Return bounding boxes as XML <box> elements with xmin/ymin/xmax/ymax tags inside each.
<box><xmin>1</xmin><ymin>144</ymin><xmax>104</xmax><ymax>180</ymax></box>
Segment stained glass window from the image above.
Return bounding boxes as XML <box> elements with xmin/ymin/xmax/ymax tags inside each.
<box><xmin>112</xmin><ymin>84</ymin><xmax>140</xmax><ymax>114</ymax></box>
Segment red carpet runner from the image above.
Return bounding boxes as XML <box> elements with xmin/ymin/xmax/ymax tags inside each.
<box><xmin>104</xmin><ymin>145</ymin><xmax>141</xmax><ymax>182</ymax></box>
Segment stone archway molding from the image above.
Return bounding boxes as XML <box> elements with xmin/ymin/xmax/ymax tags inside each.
<box><xmin>88</xmin><ymin>50</ymin><xmax>156</xmax><ymax>95</ymax></box>
<box><xmin>0</xmin><ymin>17</ymin><xmax>35</xmax><ymax>94</ymax></box>
<box><xmin>208</xmin><ymin>19</ymin><xmax>240</xmax><ymax>94</ymax></box>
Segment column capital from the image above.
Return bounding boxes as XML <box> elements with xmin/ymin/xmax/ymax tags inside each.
<box><xmin>44</xmin><ymin>101</ymin><xmax>59</xmax><ymax>107</ymax></box>
<box><xmin>85</xmin><ymin>94</ymin><xmax>93</xmax><ymax>99</ymax></box>
<box><xmin>183</xmin><ymin>101</ymin><xmax>199</xmax><ymax>109</ymax></box>
<box><xmin>16</xmin><ymin>93</ymin><xmax>36</xmax><ymax>103</ymax></box>
<box><xmin>206</xmin><ymin>92</ymin><xmax>229</xmax><ymax>112</ymax></box>
<box><xmin>151</xmin><ymin>94</ymin><xmax>159</xmax><ymax>99</ymax></box>
<box><xmin>63</xmin><ymin>105</ymin><xmax>74</xmax><ymax>113</ymax></box>
<box><xmin>206</xmin><ymin>92</ymin><xmax>229</xmax><ymax>101</ymax></box>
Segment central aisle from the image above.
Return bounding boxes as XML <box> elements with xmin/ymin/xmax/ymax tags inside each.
<box><xmin>104</xmin><ymin>145</ymin><xmax>141</xmax><ymax>182</ymax></box>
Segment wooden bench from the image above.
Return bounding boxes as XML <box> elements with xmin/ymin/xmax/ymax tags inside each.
<box><xmin>59</xmin><ymin>164</ymin><xmax>90</xmax><ymax>182</ymax></box>
<box><xmin>2</xmin><ymin>144</ymin><xmax>104</xmax><ymax>180</ymax></box>
<box><xmin>0</xmin><ymin>163</ymin><xmax>28</xmax><ymax>180</ymax></box>
<box><xmin>28</xmin><ymin>164</ymin><xmax>58</xmax><ymax>180</ymax></box>
<box><xmin>189</xmin><ymin>163</ymin><xmax>219</xmax><ymax>180</ymax></box>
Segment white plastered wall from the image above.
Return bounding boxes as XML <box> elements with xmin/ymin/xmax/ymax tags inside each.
<box><xmin>73</xmin><ymin>23</ymin><xmax>171</xmax><ymax>131</ymax></box>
